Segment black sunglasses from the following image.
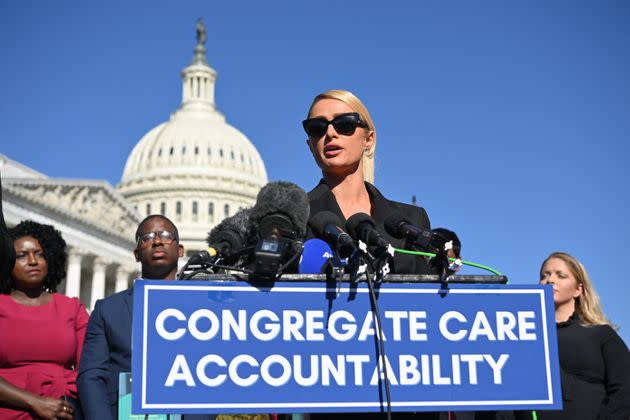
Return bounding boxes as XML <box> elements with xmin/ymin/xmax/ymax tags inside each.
<box><xmin>302</xmin><ymin>112</ymin><xmax>368</xmax><ymax>139</ymax></box>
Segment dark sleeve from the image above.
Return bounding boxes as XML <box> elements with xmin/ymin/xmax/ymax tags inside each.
<box><xmin>600</xmin><ymin>326</ymin><xmax>630</xmax><ymax>417</ymax></box>
<box><xmin>77</xmin><ymin>300</ymin><xmax>116</xmax><ymax>420</ymax></box>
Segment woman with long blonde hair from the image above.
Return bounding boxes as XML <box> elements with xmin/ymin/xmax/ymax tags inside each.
<box><xmin>303</xmin><ymin>90</ymin><xmax>433</xmax><ymax>275</ymax></box>
<box><xmin>533</xmin><ymin>252</ymin><xmax>630</xmax><ymax>419</ymax></box>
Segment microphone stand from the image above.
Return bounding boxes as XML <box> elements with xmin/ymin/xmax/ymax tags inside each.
<box><xmin>351</xmin><ymin>240</ymin><xmax>392</xmax><ymax>419</ymax></box>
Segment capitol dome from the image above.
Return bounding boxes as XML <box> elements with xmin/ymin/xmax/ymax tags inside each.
<box><xmin>118</xmin><ymin>20</ymin><xmax>267</xmax><ymax>253</ymax></box>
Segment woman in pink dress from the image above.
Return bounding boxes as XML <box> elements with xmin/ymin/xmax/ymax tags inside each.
<box><xmin>0</xmin><ymin>220</ymin><xmax>89</xmax><ymax>419</ymax></box>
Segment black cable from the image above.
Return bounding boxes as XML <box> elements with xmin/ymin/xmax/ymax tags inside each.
<box><xmin>366</xmin><ymin>271</ymin><xmax>392</xmax><ymax>420</ymax></box>
<box><xmin>275</xmin><ymin>241</ymin><xmax>304</xmax><ymax>279</ymax></box>
<box><xmin>181</xmin><ymin>263</ymin><xmax>253</xmax><ymax>280</ymax></box>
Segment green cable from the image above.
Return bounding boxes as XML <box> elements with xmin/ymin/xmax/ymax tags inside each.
<box><xmin>532</xmin><ymin>410</ymin><xmax>538</xmax><ymax>420</ymax></box>
<box><xmin>393</xmin><ymin>248</ymin><xmax>502</xmax><ymax>276</ymax></box>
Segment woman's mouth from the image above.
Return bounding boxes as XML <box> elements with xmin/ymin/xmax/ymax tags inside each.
<box><xmin>323</xmin><ymin>145</ymin><xmax>343</xmax><ymax>158</ymax></box>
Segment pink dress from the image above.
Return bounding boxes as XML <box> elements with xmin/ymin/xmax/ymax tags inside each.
<box><xmin>0</xmin><ymin>293</ymin><xmax>89</xmax><ymax>419</ymax></box>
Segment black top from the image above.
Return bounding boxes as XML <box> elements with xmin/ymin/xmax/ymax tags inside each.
<box><xmin>534</xmin><ymin>314</ymin><xmax>630</xmax><ymax>419</ymax></box>
<box><xmin>307</xmin><ymin>180</ymin><xmax>435</xmax><ymax>275</ymax></box>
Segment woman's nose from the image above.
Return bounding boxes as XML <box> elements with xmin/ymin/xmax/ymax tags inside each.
<box><xmin>326</xmin><ymin>123</ymin><xmax>338</xmax><ymax>137</ymax></box>
<box><xmin>26</xmin><ymin>253</ymin><xmax>38</xmax><ymax>265</ymax></box>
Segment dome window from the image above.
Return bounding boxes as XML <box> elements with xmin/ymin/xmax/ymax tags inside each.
<box><xmin>176</xmin><ymin>201</ymin><xmax>182</xmax><ymax>221</ymax></box>
<box><xmin>224</xmin><ymin>204</ymin><xmax>230</xmax><ymax>218</ymax></box>
<box><xmin>230</xmin><ymin>151</ymin><xmax>235</xmax><ymax>160</ymax></box>
<box><xmin>220</xmin><ymin>149</ymin><xmax>224</xmax><ymax>158</ymax></box>
<box><xmin>208</xmin><ymin>202</ymin><xmax>214</xmax><ymax>223</ymax></box>
<box><xmin>182</xmin><ymin>146</ymin><xmax>186</xmax><ymax>155</ymax></box>
<box><xmin>160</xmin><ymin>202</ymin><xmax>166</xmax><ymax>215</ymax></box>
<box><xmin>207</xmin><ymin>147</ymin><xmax>211</xmax><ymax>156</ymax></box>
<box><xmin>170</xmin><ymin>147</ymin><xmax>174</xmax><ymax>156</ymax></box>
<box><xmin>192</xmin><ymin>201</ymin><xmax>198</xmax><ymax>222</ymax></box>
<box><xmin>158</xmin><ymin>148</ymin><xmax>162</xmax><ymax>157</ymax></box>
<box><xmin>195</xmin><ymin>146</ymin><xmax>199</xmax><ymax>155</ymax></box>
<box><xmin>146</xmin><ymin>203</ymin><xmax>151</xmax><ymax>216</ymax></box>
<box><xmin>240</xmin><ymin>153</ymin><xmax>244</xmax><ymax>162</ymax></box>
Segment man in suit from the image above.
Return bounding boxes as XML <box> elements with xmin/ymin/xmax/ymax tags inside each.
<box><xmin>77</xmin><ymin>214</ymin><xmax>184</xmax><ymax>420</ymax></box>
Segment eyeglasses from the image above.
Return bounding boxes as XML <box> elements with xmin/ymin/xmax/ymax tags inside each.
<box><xmin>302</xmin><ymin>112</ymin><xmax>368</xmax><ymax>139</ymax></box>
<box><xmin>137</xmin><ymin>230</ymin><xmax>178</xmax><ymax>246</ymax></box>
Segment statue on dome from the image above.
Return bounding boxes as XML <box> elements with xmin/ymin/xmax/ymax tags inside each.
<box><xmin>196</xmin><ymin>18</ymin><xmax>207</xmax><ymax>46</ymax></box>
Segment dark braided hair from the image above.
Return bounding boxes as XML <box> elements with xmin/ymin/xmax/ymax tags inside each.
<box><xmin>1</xmin><ymin>220</ymin><xmax>67</xmax><ymax>294</ymax></box>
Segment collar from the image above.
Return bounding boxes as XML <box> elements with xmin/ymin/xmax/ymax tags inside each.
<box><xmin>557</xmin><ymin>312</ymin><xmax>578</xmax><ymax>328</ymax></box>
<box><xmin>309</xmin><ymin>179</ymin><xmax>391</xmax><ymax>223</ymax></box>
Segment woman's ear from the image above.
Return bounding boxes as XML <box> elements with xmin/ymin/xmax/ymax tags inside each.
<box><xmin>364</xmin><ymin>130</ymin><xmax>375</xmax><ymax>150</ymax></box>
<box><xmin>573</xmin><ymin>282</ymin><xmax>584</xmax><ymax>299</ymax></box>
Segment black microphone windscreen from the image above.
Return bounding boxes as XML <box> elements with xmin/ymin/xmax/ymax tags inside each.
<box><xmin>345</xmin><ymin>213</ymin><xmax>375</xmax><ymax>240</ymax></box>
<box><xmin>250</xmin><ymin>181</ymin><xmax>310</xmax><ymax>239</ymax></box>
<box><xmin>206</xmin><ymin>207</ymin><xmax>252</xmax><ymax>250</ymax></box>
<box><xmin>309</xmin><ymin>211</ymin><xmax>344</xmax><ymax>239</ymax></box>
<box><xmin>384</xmin><ymin>212</ymin><xmax>410</xmax><ymax>239</ymax></box>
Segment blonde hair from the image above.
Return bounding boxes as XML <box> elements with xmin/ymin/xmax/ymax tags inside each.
<box><xmin>541</xmin><ymin>252</ymin><xmax>613</xmax><ymax>327</ymax></box>
<box><xmin>307</xmin><ymin>90</ymin><xmax>376</xmax><ymax>184</ymax></box>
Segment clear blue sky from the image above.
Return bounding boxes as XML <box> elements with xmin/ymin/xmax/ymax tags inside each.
<box><xmin>1</xmin><ymin>1</ymin><xmax>629</xmax><ymax>343</ymax></box>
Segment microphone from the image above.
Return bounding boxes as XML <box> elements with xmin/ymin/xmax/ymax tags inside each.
<box><xmin>187</xmin><ymin>250</ymin><xmax>212</xmax><ymax>266</ymax></box>
<box><xmin>308</xmin><ymin>211</ymin><xmax>357</xmax><ymax>259</ymax></box>
<box><xmin>249</xmin><ymin>181</ymin><xmax>310</xmax><ymax>241</ymax></box>
<box><xmin>298</xmin><ymin>239</ymin><xmax>335</xmax><ymax>274</ymax></box>
<box><xmin>248</xmin><ymin>181</ymin><xmax>310</xmax><ymax>277</ymax></box>
<box><xmin>206</xmin><ymin>207</ymin><xmax>252</xmax><ymax>264</ymax></box>
<box><xmin>177</xmin><ymin>249</ymin><xmax>214</xmax><ymax>280</ymax></box>
<box><xmin>345</xmin><ymin>213</ymin><xmax>394</xmax><ymax>278</ymax></box>
<box><xmin>384</xmin><ymin>212</ymin><xmax>445</xmax><ymax>253</ymax></box>
<box><xmin>345</xmin><ymin>213</ymin><xmax>390</xmax><ymax>251</ymax></box>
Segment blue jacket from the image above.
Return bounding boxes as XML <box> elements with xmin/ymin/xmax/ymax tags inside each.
<box><xmin>77</xmin><ymin>288</ymin><xmax>132</xmax><ymax>420</ymax></box>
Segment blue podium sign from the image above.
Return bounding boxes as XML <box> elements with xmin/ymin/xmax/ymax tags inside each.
<box><xmin>132</xmin><ymin>281</ymin><xmax>561</xmax><ymax>414</ymax></box>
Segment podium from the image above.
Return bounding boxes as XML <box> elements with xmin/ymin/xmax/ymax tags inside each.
<box><xmin>185</xmin><ymin>273</ymin><xmax>510</xmax><ymax>283</ymax></box>
<box><xmin>130</xmin><ymin>274</ymin><xmax>562</xmax><ymax>415</ymax></box>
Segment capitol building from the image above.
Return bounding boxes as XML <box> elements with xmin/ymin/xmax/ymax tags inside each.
<box><xmin>0</xmin><ymin>21</ymin><xmax>267</xmax><ymax>309</ymax></box>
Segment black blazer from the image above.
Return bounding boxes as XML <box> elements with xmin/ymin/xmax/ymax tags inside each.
<box><xmin>307</xmin><ymin>180</ymin><xmax>434</xmax><ymax>275</ymax></box>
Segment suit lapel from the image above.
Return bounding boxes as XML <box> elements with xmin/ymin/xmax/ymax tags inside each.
<box><xmin>308</xmin><ymin>180</ymin><xmax>346</xmax><ymax>223</ymax></box>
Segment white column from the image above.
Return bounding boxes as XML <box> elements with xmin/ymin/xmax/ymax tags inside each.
<box><xmin>90</xmin><ymin>257</ymin><xmax>107</xmax><ymax>309</ymax></box>
<box><xmin>208</xmin><ymin>76</ymin><xmax>215</xmax><ymax>104</ymax></box>
<box><xmin>182</xmin><ymin>76</ymin><xmax>188</xmax><ymax>102</ymax></box>
<box><xmin>115</xmin><ymin>267</ymin><xmax>131</xmax><ymax>293</ymax></box>
<box><xmin>192</xmin><ymin>77</ymin><xmax>198</xmax><ymax>99</ymax></box>
<box><xmin>65</xmin><ymin>249</ymin><xmax>82</xmax><ymax>298</ymax></box>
